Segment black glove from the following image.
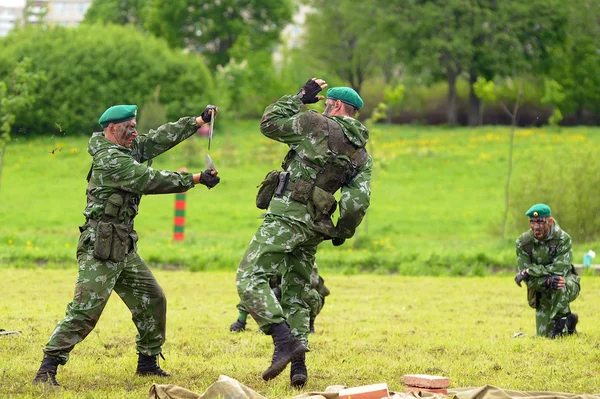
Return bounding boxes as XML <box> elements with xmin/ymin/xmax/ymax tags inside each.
<box><xmin>296</xmin><ymin>79</ymin><xmax>322</xmax><ymax>104</ymax></box>
<box><xmin>200</xmin><ymin>105</ymin><xmax>218</xmax><ymax>123</ymax></box>
<box><xmin>545</xmin><ymin>275</ymin><xmax>562</xmax><ymax>290</ymax></box>
<box><xmin>200</xmin><ymin>169</ymin><xmax>220</xmax><ymax>189</ymax></box>
<box><xmin>514</xmin><ymin>270</ymin><xmax>529</xmax><ymax>287</ymax></box>
<box><xmin>332</xmin><ymin>237</ymin><xmax>345</xmax><ymax>247</ymax></box>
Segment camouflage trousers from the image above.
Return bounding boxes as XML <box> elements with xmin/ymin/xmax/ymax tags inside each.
<box><xmin>237</xmin><ymin>287</ymin><xmax>325</xmax><ymax>321</ymax></box>
<box><xmin>43</xmin><ymin>228</ymin><xmax>166</xmax><ymax>364</ymax></box>
<box><xmin>236</xmin><ymin>214</ymin><xmax>325</xmax><ymax>346</ymax></box>
<box><xmin>532</xmin><ymin>275</ymin><xmax>580</xmax><ymax>337</ymax></box>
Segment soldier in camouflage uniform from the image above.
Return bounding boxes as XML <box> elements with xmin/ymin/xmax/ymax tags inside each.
<box><xmin>236</xmin><ymin>78</ymin><xmax>372</xmax><ymax>388</ymax></box>
<box><xmin>33</xmin><ymin>104</ymin><xmax>221</xmax><ymax>386</ymax></box>
<box><xmin>230</xmin><ymin>263</ymin><xmax>330</xmax><ymax>333</ymax></box>
<box><xmin>514</xmin><ymin>203</ymin><xmax>580</xmax><ymax>338</ymax></box>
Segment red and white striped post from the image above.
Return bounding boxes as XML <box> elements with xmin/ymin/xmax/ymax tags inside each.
<box><xmin>173</xmin><ymin>193</ymin><xmax>186</xmax><ymax>241</ymax></box>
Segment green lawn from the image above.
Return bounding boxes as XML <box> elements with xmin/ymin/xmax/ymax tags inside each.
<box><xmin>1</xmin><ymin>270</ymin><xmax>599</xmax><ymax>398</ymax></box>
<box><xmin>1</xmin><ymin>123</ymin><xmax>599</xmax><ymax>273</ymax></box>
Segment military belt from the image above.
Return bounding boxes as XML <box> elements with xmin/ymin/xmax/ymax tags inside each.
<box><xmin>85</xmin><ymin>219</ymin><xmax>134</xmax><ymax>233</ymax></box>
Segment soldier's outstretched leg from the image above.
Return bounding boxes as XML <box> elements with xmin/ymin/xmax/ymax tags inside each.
<box><xmin>32</xmin><ymin>356</ymin><xmax>61</xmax><ymax>386</ymax></box>
<box><xmin>262</xmin><ymin>322</ymin><xmax>308</xmax><ymax>381</ymax></box>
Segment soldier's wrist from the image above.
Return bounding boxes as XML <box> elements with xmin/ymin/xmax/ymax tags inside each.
<box><xmin>195</xmin><ymin>116</ymin><xmax>205</xmax><ymax>126</ymax></box>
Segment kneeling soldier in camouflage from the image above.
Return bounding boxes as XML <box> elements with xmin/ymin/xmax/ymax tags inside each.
<box><xmin>514</xmin><ymin>203</ymin><xmax>580</xmax><ymax>338</ymax></box>
<box><xmin>33</xmin><ymin>104</ymin><xmax>221</xmax><ymax>386</ymax></box>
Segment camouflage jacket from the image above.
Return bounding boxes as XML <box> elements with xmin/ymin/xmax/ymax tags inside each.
<box><xmin>84</xmin><ymin>117</ymin><xmax>199</xmax><ymax>225</ymax></box>
<box><xmin>516</xmin><ymin>222</ymin><xmax>574</xmax><ymax>291</ymax></box>
<box><xmin>260</xmin><ymin>94</ymin><xmax>372</xmax><ymax>238</ymax></box>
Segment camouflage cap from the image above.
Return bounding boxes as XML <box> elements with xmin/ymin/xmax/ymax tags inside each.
<box><xmin>326</xmin><ymin>87</ymin><xmax>364</xmax><ymax>110</ymax></box>
<box><xmin>98</xmin><ymin>105</ymin><xmax>138</xmax><ymax>128</ymax></box>
<box><xmin>526</xmin><ymin>203</ymin><xmax>551</xmax><ymax>218</ymax></box>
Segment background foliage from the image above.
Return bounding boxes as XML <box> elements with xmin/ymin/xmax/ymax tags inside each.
<box><xmin>0</xmin><ymin>24</ymin><xmax>215</xmax><ymax>136</ymax></box>
<box><xmin>1</xmin><ymin>125</ymin><xmax>598</xmax><ymax>273</ymax></box>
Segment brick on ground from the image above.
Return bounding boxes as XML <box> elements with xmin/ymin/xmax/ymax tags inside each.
<box><xmin>338</xmin><ymin>383</ymin><xmax>390</xmax><ymax>399</ymax></box>
<box><xmin>403</xmin><ymin>374</ymin><xmax>450</xmax><ymax>389</ymax></box>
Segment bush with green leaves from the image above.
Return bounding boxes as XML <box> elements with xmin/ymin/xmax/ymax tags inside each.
<box><xmin>510</xmin><ymin>146</ymin><xmax>600</xmax><ymax>242</ymax></box>
<box><xmin>0</xmin><ymin>24</ymin><xmax>215</xmax><ymax>136</ymax></box>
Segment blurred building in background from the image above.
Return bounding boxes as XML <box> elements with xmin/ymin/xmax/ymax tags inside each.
<box><xmin>0</xmin><ymin>0</ymin><xmax>90</xmax><ymax>36</ymax></box>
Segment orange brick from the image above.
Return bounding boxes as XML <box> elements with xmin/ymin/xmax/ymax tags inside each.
<box><xmin>338</xmin><ymin>383</ymin><xmax>390</xmax><ymax>399</ymax></box>
<box><xmin>403</xmin><ymin>374</ymin><xmax>450</xmax><ymax>389</ymax></box>
<box><xmin>405</xmin><ymin>386</ymin><xmax>449</xmax><ymax>394</ymax></box>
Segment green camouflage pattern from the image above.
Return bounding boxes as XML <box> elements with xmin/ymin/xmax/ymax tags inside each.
<box><xmin>260</xmin><ymin>94</ymin><xmax>372</xmax><ymax>239</ymax></box>
<box><xmin>44</xmin><ymin>239</ymin><xmax>166</xmax><ymax>364</ymax></box>
<box><xmin>516</xmin><ymin>222</ymin><xmax>580</xmax><ymax>336</ymax></box>
<box><xmin>237</xmin><ymin>95</ymin><xmax>371</xmax><ymax>347</ymax></box>
<box><xmin>43</xmin><ymin>117</ymin><xmax>200</xmax><ymax>364</ymax></box>
<box><xmin>84</xmin><ymin>117</ymin><xmax>199</xmax><ymax>222</ymax></box>
<box><xmin>236</xmin><ymin>263</ymin><xmax>327</xmax><ymax>321</ymax></box>
<box><xmin>237</xmin><ymin>215</ymin><xmax>325</xmax><ymax>346</ymax></box>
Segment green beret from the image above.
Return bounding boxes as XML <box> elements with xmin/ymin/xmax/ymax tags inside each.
<box><xmin>525</xmin><ymin>203</ymin><xmax>551</xmax><ymax>218</ymax></box>
<box><xmin>326</xmin><ymin>87</ymin><xmax>364</xmax><ymax>110</ymax></box>
<box><xmin>98</xmin><ymin>105</ymin><xmax>138</xmax><ymax>128</ymax></box>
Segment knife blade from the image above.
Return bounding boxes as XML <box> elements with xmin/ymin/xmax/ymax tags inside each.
<box><xmin>208</xmin><ymin>111</ymin><xmax>214</xmax><ymax>150</ymax></box>
<box><xmin>205</xmin><ymin>153</ymin><xmax>218</xmax><ymax>173</ymax></box>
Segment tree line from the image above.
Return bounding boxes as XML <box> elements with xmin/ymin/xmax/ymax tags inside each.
<box><xmin>0</xmin><ymin>0</ymin><xmax>599</xmax><ymax>141</ymax></box>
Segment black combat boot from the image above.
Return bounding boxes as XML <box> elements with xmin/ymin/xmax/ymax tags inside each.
<box><xmin>230</xmin><ymin>319</ymin><xmax>246</xmax><ymax>332</ymax></box>
<box><xmin>32</xmin><ymin>356</ymin><xmax>61</xmax><ymax>387</ymax></box>
<box><xmin>290</xmin><ymin>352</ymin><xmax>307</xmax><ymax>388</ymax></box>
<box><xmin>309</xmin><ymin>317</ymin><xmax>315</xmax><ymax>334</ymax></box>
<box><xmin>262</xmin><ymin>322</ymin><xmax>308</xmax><ymax>381</ymax></box>
<box><xmin>136</xmin><ymin>353</ymin><xmax>170</xmax><ymax>377</ymax></box>
<box><xmin>566</xmin><ymin>313</ymin><xmax>579</xmax><ymax>335</ymax></box>
<box><xmin>549</xmin><ymin>317</ymin><xmax>567</xmax><ymax>339</ymax></box>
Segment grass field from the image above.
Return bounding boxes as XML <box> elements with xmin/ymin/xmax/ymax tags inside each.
<box><xmin>2</xmin><ymin>124</ymin><xmax>599</xmax><ymax>397</ymax></box>
<box><xmin>1</xmin><ymin>270</ymin><xmax>600</xmax><ymax>398</ymax></box>
<box><xmin>1</xmin><ymin>123</ymin><xmax>599</xmax><ymax>273</ymax></box>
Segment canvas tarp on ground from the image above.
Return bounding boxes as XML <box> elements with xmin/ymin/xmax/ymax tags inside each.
<box><xmin>149</xmin><ymin>375</ymin><xmax>600</xmax><ymax>399</ymax></box>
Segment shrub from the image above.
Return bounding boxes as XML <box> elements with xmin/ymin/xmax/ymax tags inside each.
<box><xmin>509</xmin><ymin>146</ymin><xmax>600</xmax><ymax>242</ymax></box>
<box><xmin>0</xmin><ymin>24</ymin><xmax>214</xmax><ymax>136</ymax></box>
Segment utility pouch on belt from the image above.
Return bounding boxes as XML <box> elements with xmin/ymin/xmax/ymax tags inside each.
<box><xmin>110</xmin><ymin>224</ymin><xmax>130</xmax><ymax>262</ymax></box>
<box><xmin>306</xmin><ymin>186</ymin><xmax>337</xmax><ymax>223</ymax></box>
<box><xmin>105</xmin><ymin>194</ymin><xmax>124</xmax><ymax>218</ymax></box>
<box><xmin>312</xmin><ymin>186</ymin><xmax>337</xmax><ymax>216</ymax></box>
<box><xmin>256</xmin><ymin>170</ymin><xmax>280</xmax><ymax>209</ymax></box>
<box><xmin>527</xmin><ymin>286</ymin><xmax>538</xmax><ymax>309</ymax></box>
<box><xmin>93</xmin><ymin>221</ymin><xmax>113</xmax><ymax>261</ymax></box>
<box><xmin>290</xmin><ymin>179</ymin><xmax>312</xmax><ymax>204</ymax></box>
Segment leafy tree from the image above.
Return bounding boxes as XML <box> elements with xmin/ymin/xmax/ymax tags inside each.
<box><xmin>472</xmin><ymin>77</ymin><xmax>496</xmax><ymax>126</ymax></box>
<box><xmin>302</xmin><ymin>0</ymin><xmax>386</xmax><ymax>92</ymax></box>
<box><xmin>0</xmin><ymin>58</ymin><xmax>44</xmax><ymax>191</ymax></box>
<box><xmin>84</xmin><ymin>0</ymin><xmax>148</xmax><ymax>27</ymax></box>
<box><xmin>540</xmin><ymin>78</ymin><xmax>565</xmax><ymax>126</ymax></box>
<box><xmin>383</xmin><ymin>0</ymin><xmax>567</xmax><ymax>125</ymax></box>
<box><xmin>0</xmin><ymin>24</ymin><xmax>214</xmax><ymax>135</ymax></box>
<box><xmin>143</xmin><ymin>0</ymin><xmax>293</xmax><ymax>69</ymax></box>
<box><xmin>383</xmin><ymin>84</ymin><xmax>405</xmax><ymax>124</ymax></box>
<box><xmin>548</xmin><ymin>0</ymin><xmax>600</xmax><ymax>124</ymax></box>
